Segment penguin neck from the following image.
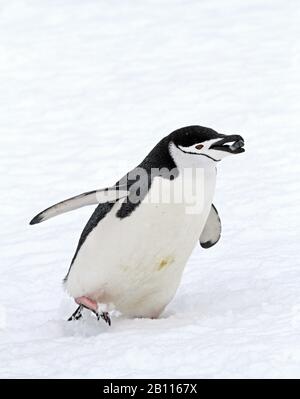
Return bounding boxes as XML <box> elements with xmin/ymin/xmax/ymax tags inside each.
<box><xmin>139</xmin><ymin>137</ymin><xmax>177</xmax><ymax>171</ymax></box>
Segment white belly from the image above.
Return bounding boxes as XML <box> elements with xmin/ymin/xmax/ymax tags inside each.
<box><xmin>65</xmin><ymin>168</ymin><xmax>216</xmax><ymax>317</ymax></box>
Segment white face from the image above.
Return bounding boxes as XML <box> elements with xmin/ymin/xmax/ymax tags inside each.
<box><xmin>176</xmin><ymin>138</ymin><xmax>233</xmax><ymax>162</ymax></box>
<box><xmin>169</xmin><ymin>135</ymin><xmax>245</xmax><ymax>168</ymax></box>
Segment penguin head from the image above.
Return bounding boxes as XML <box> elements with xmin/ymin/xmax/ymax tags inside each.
<box><xmin>169</xmin><ymin>125</ymin><xmax>245</xmax><ymax>163</ymax></box>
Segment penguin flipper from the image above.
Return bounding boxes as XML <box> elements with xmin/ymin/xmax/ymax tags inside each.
<box><xmin>199</xmin><ymin>204</ymin><xmax>221</xmax><ymax>248</ymax></box>
<box><xmin>29</xmin><ymin>186</ymin><xmax>128</xmax><ymax>225</ymax></box>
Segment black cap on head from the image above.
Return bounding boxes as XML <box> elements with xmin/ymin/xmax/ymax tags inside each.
<box><xmin>169</xmin><ymin>125</ymin><xmax>224</xmax><ymax>147</ymax></box>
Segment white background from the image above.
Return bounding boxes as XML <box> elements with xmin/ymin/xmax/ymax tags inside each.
<box><xmin>0</xmin><ymin>0</ymin><xmax>299</xmax><ymax>378</ymax></box>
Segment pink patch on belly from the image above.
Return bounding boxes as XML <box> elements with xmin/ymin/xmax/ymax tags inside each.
<box><xmin>75</xmin><ymin>296</ymin><xmax>98</xmax><ymax>311</ymax></box>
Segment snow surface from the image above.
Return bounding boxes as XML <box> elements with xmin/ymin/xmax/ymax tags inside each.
<box><xmin>0</xmin><ymin>0</ymin><xmax>300</xmax><ymax>379</ymax></box>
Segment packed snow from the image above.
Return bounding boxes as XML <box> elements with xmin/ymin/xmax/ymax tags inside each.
<box><xmin>0</xmin><ymin>0</ymin><xmax>299</xmax><ymax>378</ymax></box>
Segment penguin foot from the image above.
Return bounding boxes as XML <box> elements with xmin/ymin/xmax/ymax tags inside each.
<box><xmin>97</xmin><ymin>311</ymin><xmax>111</xmax><ymax>326</ymax></box>
<box><xmin>68</xmin><ymin>305</ymin><xmax>83</xmax><ymax>321</ymax></box>
<box><xmin>75</xmin><ymin>296</ymin><xmax>98</xmax><ymax>311</ymax></box>
<box><xmin>70</xmin><ymin>296</ymin><xmax>112</xmax><ymax>326</ymax></box>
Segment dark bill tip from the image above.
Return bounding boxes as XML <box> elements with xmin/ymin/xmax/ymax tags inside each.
<box><xmin>210</xmin><ymin>135</ymin><xmax>245</xmax><ymax>154</ymax></box>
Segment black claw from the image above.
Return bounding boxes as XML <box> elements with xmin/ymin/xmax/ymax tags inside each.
<box><xmin>68</xmin><ymin>305</ymin><xmax>83</xmax><ymax>321</ymax></box>
<box><xmin>74</xmin><ymin>312</ymin><xmax>83</xmax><ymax>320</ymax></box>
<box><xmin>96</xmin><ymin>311</ymin><xmax>111</xmax><ymax>326</ymax></box>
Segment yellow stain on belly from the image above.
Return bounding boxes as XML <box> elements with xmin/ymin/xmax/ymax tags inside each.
<box><xmin>121</xmin><ymin>264</ymin><xmax>129</xmax><ymax>272</ymax></box>
<box><xmin>158</xmin><ymin>256</ymin><xmax>175</xmax><ymax>271</ymax></box>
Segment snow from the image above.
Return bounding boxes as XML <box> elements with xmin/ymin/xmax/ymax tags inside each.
<box><xmin>0</xmin><ymin>0</ymin><xmax>299</xmax><ymax>378</ymax></box>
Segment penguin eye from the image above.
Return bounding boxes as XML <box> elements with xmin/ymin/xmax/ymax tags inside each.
<box><xmin>195</xmin><ymin>144</ymin><xmax>203</xmax><ymax>150</ymax></box>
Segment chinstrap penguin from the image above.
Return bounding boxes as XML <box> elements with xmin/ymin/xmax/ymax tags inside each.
<box><xmin>30</xmin><ymin>125</ymin><xmax>245</xmax><ymax>325</ymax></box>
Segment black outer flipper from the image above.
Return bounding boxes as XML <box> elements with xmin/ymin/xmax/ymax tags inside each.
<box><xmin>200</xmin><ymin>204</ymin><xmax>221</xmax><ymax>249</ymax></box>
